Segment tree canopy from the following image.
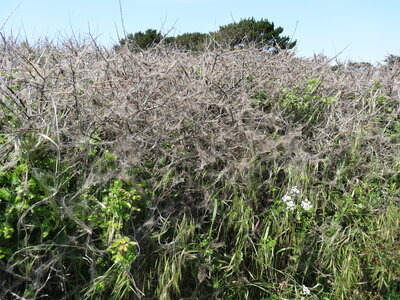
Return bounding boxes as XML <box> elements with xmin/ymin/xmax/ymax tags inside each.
<box><xmin>116</xmin><ymin>18</ymin><xmax>296</xmax><ymax>52</ymax></box>
<box><xmin>213</xmin><ymin>18</ymin><xmax>296</xmax><ymax>50</ymax></box>
<box><xmin>117</xmin><ymin>29</ymin><xmax>162</xmax><ymax>51</ymax></box>
<box><xmin>167</xmin><ymin>32</ymin><xmax>208</xmax><ymax>51</ymax></box>
<box><xmin>385</xmin><ymin>54</ymin><xmax>400</xmax><ymax>68</ymax></box>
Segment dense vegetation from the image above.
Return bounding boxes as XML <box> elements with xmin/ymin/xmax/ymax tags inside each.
<box><xmin>117</xmin><ymin>18</ymin><xmax>296</xmax><ymax>52</ymax></box>
<box><xmin>0</xmin><ymin>36</ymin><xmax>399</xmax><ymax>299</ymax></box>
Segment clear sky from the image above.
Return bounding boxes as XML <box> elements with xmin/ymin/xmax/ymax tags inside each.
<box><xmin>1</xmin><ymin>0</ymin><xmax>399</xmax><ymax>63</ymax></box>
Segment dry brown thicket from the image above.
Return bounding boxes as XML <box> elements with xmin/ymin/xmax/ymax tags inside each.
<box><xmin>1</xmin><ymin>36</ymin><xmax>400</xmax><ymax>298</ymax></box>
<box><xmin>1</xmin><ymin>38</ymin><xmax>399</xmax><ymax>213</ymax></box>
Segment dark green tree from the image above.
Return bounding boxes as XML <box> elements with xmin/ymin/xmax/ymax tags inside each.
<box><xmin>213</xmin><ymin>18</ymin><xmax>296</xmax><ymax>50</ymax></box>
<box><xmin>116</xmin><ymin>18</ymin><xmax>295</xmax><ymax>53</ymax></box>
<box><xmin>117</xmin><ymin>29</ymin><xmax>162</xmax><ymax>51</ymax></box>
<box><xmin>169</xmin><ymin>32</ymin><xmax>208</xmax><ymax>51</ymax></box>
<box><xmin>348</xmin><ymin>61</ymin><xmax>373</xmax><ymax>71</ymax></box>
<box><xmin>385</xmin><ymin>54</ymin><xmax>400</xmax><ymax>68</ymax></box>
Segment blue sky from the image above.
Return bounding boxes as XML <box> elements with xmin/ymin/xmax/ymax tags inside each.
<box><xmin>1</xmin><ymin>0</ymin><xmax>399</xmax><ymax>63</ymax></box>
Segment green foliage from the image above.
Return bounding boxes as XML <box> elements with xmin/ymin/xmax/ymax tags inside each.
<box><xmin>252</xmin><ymin>79</ymin><xmax>336</xmax><ymax>128</ymax></box>
<box><xmin>79</xmin><ymin>178</ymin><xmax>144</xmax><ymax>244</ymax></box>
<box><xmin>117</xmin><ymin>29</ymin><xmax>163</xmax><ymax>51</ymax></box>
<box><xmin>213</xmin><ymin>17</ymin><xmax>296</xmax><ymax>50</ymax></box>
<box><xmin>0</xmin><ymin>159</ymin><xmax>60</xmax><ymax>259</ymax></box>
<box><xmin>117</xmin><ymin>18</ymin><xmax>296</xmax><ymax>52</ymax></box>
<box><xmin>107</xmin><ymin>236</ymin><xmax>137</xmax><ymax>264</ymax></box>
<box><xmin>167</xmin><ymin>32</ymin><xmax>208</xmax><ymax>51</ymax></box>
<box><xmin>365</xmin><ymin>81</ymin><xmax>400</xmax><ymax>142</ymax></box>
<box><xmin>385</xmin><ymin>54</ymin><xmax>400</xmax><ymax>68</ymax></box>
<box><xmin>85</xmin><ymin>235</ymin><xmax>140</xmax><ymax>300</ymax></box>
<box><xmin>250</xmin><ymin>89</ymin><xmax>272</xmax><ymax>112</ymax></box>
<box><xmin>349</xmin><ymin>61</ymin><xmax>373</xmax><ymax>70</ymax></box>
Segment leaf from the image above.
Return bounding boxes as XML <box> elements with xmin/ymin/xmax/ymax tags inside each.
<box><xmin>0</xmin><ymin>188</ymin><xmax>11</xmax><ymax>201</ymax></box>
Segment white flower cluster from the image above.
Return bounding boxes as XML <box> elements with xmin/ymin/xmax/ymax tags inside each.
<box><xmin>281</xmin><ymin>186</ymin><xmax>313</xmax><ymax>212</ymax></box>
<box><xmin>281</xmin><ymin>194</ymin><xmax>296</xmax><ymax>211</ymax></box>
<box><xmin>291</xmin><ymin>186</ymin><xmax>300</xmax><ymax>194</ymax></box>
<box><xmin>302</xmin><ymin>284</ymin><xmax>311</xmax><ymax>295</ymax></box>
<box><xmin>300</xmin><ymin>199</ymin><xmax>313</xmax><ymax>211</ymax></box>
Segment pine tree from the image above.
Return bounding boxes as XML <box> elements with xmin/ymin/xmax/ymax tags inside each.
<box><xmin>213</xmin><ymin>18</ymin><xmax>296</xmax><ymax>50</ymax></box>
<box><xmin>117</xmin><ymin>29</ymin><xmax>162</xmax><ymax>51</ymax></box>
